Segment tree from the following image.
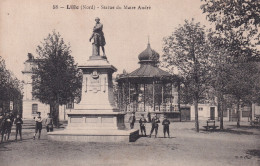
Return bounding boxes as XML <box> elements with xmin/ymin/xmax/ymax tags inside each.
<box><xmin>32</xmin><ymin>31</ymin><xmax>82</xmax><ymax>127</ymax></box>
<box><xmin>0</xmin><ymin>56</ymin><xmax>23</xmax><ymax>115</ymax></box>
<box><xmin>202</xmin><ymin>0</ymin><xmax>260</xmax><ymax>127</ymax></box>
<box><xmin>162</xmin><ymin>19</ymin><xmax>212</xmax><ymax>132</ymax></box>
<box><xmin>201</xmin><ymin>0</ymin><xmax>260</xmax><ymax>60</ymax></box>
<box><xmin>225</xmin><ymin>61</ymin><xmax>259</xmax><ymax>127</ymax></box>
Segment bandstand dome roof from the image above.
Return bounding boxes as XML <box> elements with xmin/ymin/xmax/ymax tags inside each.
<box><xmin>138</xmin><ymin>43</ymin><xmax>160</xmax><ymax>62</ymax></box>
<box><xmin>117</xmin><ymin>43</ymin><xmax>174</xmax><ymax>82</ymax></box>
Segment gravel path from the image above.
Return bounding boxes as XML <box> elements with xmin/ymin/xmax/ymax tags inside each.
<box><xmin>0</xmin><ymin>120</ymin><xmax>259</xmax><ymax>166</ymax></box>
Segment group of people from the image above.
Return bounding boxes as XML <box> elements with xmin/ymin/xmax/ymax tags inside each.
<box><xmin>33</xmin><ymin>112</ymin><xmax>54</xmax><ymax>140</ymax></box>
<box><xmin>0</xmin><ymin>111</ymin><xmax>54</xmax><ymax>143</ymax></box>
<box><xmin>129</xmin><ymin>112</ymin><xmax>171</xmax><ymax>138</ymax></box>
<box><xmin>0</xmin><ymin>112</ymin><xmax>20</xmax><ymax>143</ymax></box>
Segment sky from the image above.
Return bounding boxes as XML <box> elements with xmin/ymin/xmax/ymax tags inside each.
<box><xmin>0</xmin><ymin>0</ymin><xmax>212</xmax><ymax>80</ymax></box>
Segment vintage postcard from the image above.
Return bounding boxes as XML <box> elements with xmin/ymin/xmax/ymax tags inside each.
<box><xmin>0</xmin><ymin>0</ymin><xmax>259</xmax><ymax>166</ymax></box>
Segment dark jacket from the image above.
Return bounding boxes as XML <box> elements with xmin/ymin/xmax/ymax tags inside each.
<box><xmin>14</xmin><ymin>118</ymin><xmax>23</xmax><ymax>127</ymax></box>
<box><xmin>151</xmin><ymin>117</ymin><xmax>160</xmax><ymax>127</ymax></box>
<box><xmin>162</xmin><ymin>119</ymin><xmax>170</xmax><ymax>126</ymax></box>
<box><xmin>139</xmin><ymin>117</ymin><xmax>147</xmax><ymax>126</ymax></box>
<box><xmin>129</xmin><ymin>115</ymin><xmax>136</xmax><ymax>124</ymax></box>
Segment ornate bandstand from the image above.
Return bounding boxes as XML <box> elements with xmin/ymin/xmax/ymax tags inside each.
<box><xmin>116</xmin><ymin>43</ymin><xmax>181</xmax><ymax>119</ymax></box>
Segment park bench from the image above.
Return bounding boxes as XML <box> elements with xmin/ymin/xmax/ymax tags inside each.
<box><xmin>203</xmin><ymin>120</ymin><xmax>219</xmax><ymax>131</ymax></box>
<box><xmin>251</xmin><ymin>117</ymin><xmax>259</xmax><ymax>126</ymax></box>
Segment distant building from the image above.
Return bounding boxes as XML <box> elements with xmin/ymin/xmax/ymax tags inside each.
<box><xmin>22</xmin><ymin>53</ymin><xmax>69</xmax><ymax>120</ymax></box>
<box><xmin>190</xmin><ymin>104</ymin><xmax>218</xmax><ymax>121</ymax></box>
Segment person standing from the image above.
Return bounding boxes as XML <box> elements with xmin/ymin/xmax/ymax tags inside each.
<box><xmin>0</xmin><ymin>113</ymin><xmax>4</xmax><ymax>142</ymax></box>
<box><xmin>129</xmin><ymin>112</ymin><xmax>136</xmax><ymax>129</ymax></box>
<box><xmin>14</xmin><ymin>114</ymin><xmax>23</xmax><ymax>141</ymax></box>
<box><xmin>45</xmin><ymin>113</ymin><xmax>53</xmax><ymax>132</ymax></box>
<box><xmin>33</xmin><ymin>112</ymin><xmax>43</xmax><ymax>140</ymax></box>
<box><xmin>162</xmin><ymin>115</ymin><xmax>171</xmax><ymax>138</ymax></box>
<box><xmin>139</xmin><ymin>114</ymin><xmax>147</xmax><ymax>136</ymax></box>
<box><xmin>2</xmin><ymin>112</ymin><xmax>12</xmax><ymax>142</ymax></box>
<box><xmin>149</xmin><ymin>114</ymin><xmax>160</xmax><ymax>138</ymax></box>
<box><xmin>0</xmin><ymin>112</ymin><xmax>8</xmax><ymax>143</ymax></box>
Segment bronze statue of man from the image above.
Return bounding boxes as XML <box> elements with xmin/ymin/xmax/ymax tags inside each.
<box><xmin>89</xmin><ymin>17</ymin><xmax>106</xmax><ymax>57</ymax></box>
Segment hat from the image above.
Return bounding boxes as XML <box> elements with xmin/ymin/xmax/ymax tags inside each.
<box><xmin>37</xmin><ymin>112</ymin><xmax>41</xmax><ymax>114</ymax></box>
<box><xmin>95</xmin><ymin>17</ymin><xmax>100</xmax><ymax>21</ymax></box>
<box><xmin>141</xmin><ymin>113</ymin><xmax>144</xmax><ymax>116</ymax></box>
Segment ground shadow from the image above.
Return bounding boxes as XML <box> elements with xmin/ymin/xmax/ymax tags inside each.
<box><xmin>0</xmin><ymin>141</ymin><xmax>12</xmax><ymax>151</ymax></box>
<box><xmin>228</xmin><ymin>125</ymin><xmax>260</xmax><ymax>130</ymax></box>
<box><xmin>211</xmin><ymin>129</ymin><xmax>255</xmax><ymax>135</ymax></box>
<box><xmin>246</xmin><ymin>149</ymin><xmax>260</xmax><ymax>159</ymax></box>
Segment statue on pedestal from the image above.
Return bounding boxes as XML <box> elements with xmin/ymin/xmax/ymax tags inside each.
<box><xmin>89</xmin><ymin>17</ymin><xmax>106</xmax><ymax>57</ymax></box>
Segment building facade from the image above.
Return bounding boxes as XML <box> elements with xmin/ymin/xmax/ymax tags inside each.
<box><xmin>22</xmin><ymin>53</ymin><xmax>69</xmax><ymax>120</ymax></box>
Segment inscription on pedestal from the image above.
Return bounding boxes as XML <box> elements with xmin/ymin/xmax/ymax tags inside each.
<box><xmin>89</xmin><ymin>77</ymin><xmax>101</xmax><ymax>93</ymax></box>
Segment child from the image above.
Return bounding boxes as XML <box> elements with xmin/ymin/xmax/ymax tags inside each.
<box><xmin>128</xmin><ymin>112</ymin><xmax>136</xmax><ymax>129</ymax></box>
<box><xmin>33</xmin><ymin>112</ymin><xmax>43</xmax><ymax>140</ymax></box>
<box><xmin>45</xmin><ymin>113</ymin><xmax>53</xmax><ymax>132</ymax></box>
<box><xmin>149</xmin><ymin>114</ymin><xmax>160</xmax><ymax>138</ymax></box>
<box><xmin>162</xmin><ymin>115</ymin><xmax>171</xmax><ymax>138</ymax></box>
<box><xmin>139</xmin><ymin>114</ymin><xmax>147</xmax><ymax>136</ymax></box>
<box><xmin>14</xmin><ymin>114</ymin><xmax>23</xmax><ymax>141</ymax></box>
<box><xmin>2</xmin><ymin>112</ymin><xmax>12</xmax><ymax>142</ymax></box>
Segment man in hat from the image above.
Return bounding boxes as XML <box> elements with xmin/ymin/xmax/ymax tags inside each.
<box><xmin>89</xmin><ymin>17</ymin><xmax>106</xmax><ymax>56</ymax></box>
<box><xmin>14</xmin><ymin>114</ymin><xmax>23</xmax><ymax>141</ymax></box>
<box><xmin>45</xmin><ymin>113</ymin><xmax>53</xmax><ymax>132</ymax></box>
<box><xmin>33</xmin><ymin>112</ymin><xmax>43</xmax><ymax>140</ymax></box>
<box><xmin>139</xmin><ymin>114</ymin><xmax>147</xmax><ymax>136</ymax></box>
<box><xmin>149</xmin><ymin>114</ymin><xmax>160</xmax><ymax>138</ymax></box>
<box><xmin>162</xmin><ymin>114</ymin><xmax>171</xmax><ymax>138</ymax></box>
<box><xmin>128</xmin><ymin>112</ymin><xmax>136</xmax><ymax>129</ymax></box>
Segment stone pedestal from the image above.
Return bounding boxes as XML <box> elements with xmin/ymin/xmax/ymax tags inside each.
<box><xmin>48</xmin><ymin>56</ymin><xmax>139</xmax><ymax>142</ymax></box>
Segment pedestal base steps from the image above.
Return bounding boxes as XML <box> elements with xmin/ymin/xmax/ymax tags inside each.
<box><xmin>47</xmin><ymin>111</ymin><xmax>139</xmax><ymax>142</ymax></box>
<box><xmin>47</xmin><ymin>129</ymin><xmax>139</xmax><ymax>142</ymax></box>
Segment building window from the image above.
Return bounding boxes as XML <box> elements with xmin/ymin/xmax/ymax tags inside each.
<box><xmin>32</xmin><ymin>104</ymin><xmax>38</xmax><ymax>114</ymax></box>
<box><xmin>198</xmin><ymin>107</ymin><xmax>203</xmax><ymax>111</ymax></box>
<box><xmin>66</xmin><ymin>102</ymin><xmax>74</xmax><ymax>109</ymax></box>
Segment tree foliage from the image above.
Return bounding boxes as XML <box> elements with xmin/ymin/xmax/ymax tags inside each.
<box><xmin>32</xmin><ymin>31</ymin><xmax>82</xmax><ymax>126</ymax></box>
<box><xmin>0</xmin><ymin>56</ymin><xmax>23</xmax><ymax>114</ymax></box>
<box><xmin>201</xmin><ymin>0</ymin><xmax>260</xmax><ymax>60</ymax></box>
<box><xmin>202</xmin><ymin>0</ymin><xmax>260</xmax><ymax>127</ymax></box>
<box><xmin>162</xmin><ymin>19</ymin><xmax>212</xmax><ymax>132</ymax></box>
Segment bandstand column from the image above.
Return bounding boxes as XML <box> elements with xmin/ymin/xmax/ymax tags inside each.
<box><xmin>144</xmin><ymin>84</ymin><xmax>146</xmax><ymax>112</ymax></box>
<box><xmin>135</xmin><ymin>84</ymin><xmax>138</xmax><ymax>112</ymax></box>
<box><xmin>123</xmin><ymin>82</ymin><xmax>126</xmax><ymax>111</ymax></box>
<box><xmin>170</xmin><ymin>83</ymin><xmax>173</xmax><ymax>111</ymax></box>
<box><xmin>128</xmin><ymin>82</ymin><xmax>131</xmax><ymax>111</ymax></box>
<box><xmin>161</xmin><ymin>83</ymin><xmax>164</xmax><ymax>112</ymax></box>
<box><xmin>118</xmin><ymin>84</ymin><xmax>120</xmax><ymax>110</ymax></box>
<box><xmin>153</xmin><ymin>80</ymin><xmax>155</xmax><ymax>112</ymax></box>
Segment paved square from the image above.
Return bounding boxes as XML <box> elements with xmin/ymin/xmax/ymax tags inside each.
<box><xmin>0</xmin><ymin>120</ymin><xmax>259</xmax><ymax>166</ymax></box>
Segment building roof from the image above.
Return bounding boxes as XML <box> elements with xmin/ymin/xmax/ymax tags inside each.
<box><xmin>117</xmin><ymin>42</ymin><xmax>177</xmax><ymax>83</ymax></box>
<box><xmin>129</xmin><ymin>64</ymin><xmax>171</xmax><ymax>78</ymax></box>
<box><xmin>138</xmin><ymin>43</ymin><xmax>159</xmax><ymax>63</ymax></box>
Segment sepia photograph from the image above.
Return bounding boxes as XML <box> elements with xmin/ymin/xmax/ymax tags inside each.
<box><xmin>0</xmin><ymin>0</ymin><xmax>259</xmax><ymax>165</ymax></box>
